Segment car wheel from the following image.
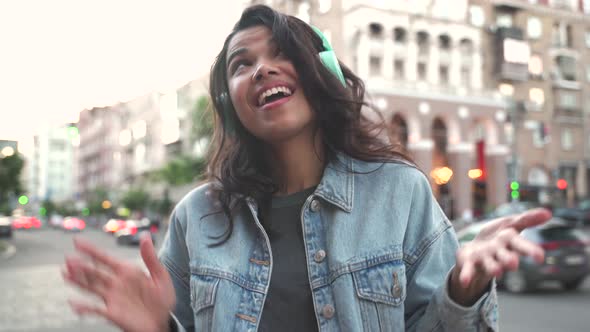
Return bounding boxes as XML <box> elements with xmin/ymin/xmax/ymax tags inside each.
<box><xmin>562</xmin><ymin>278</ymin><xmax>585</xmax><ymax>291</ymax></box>
<box><xmin>503</xmin><ymin>270</ymin><xmax>530</xmax><ymax>293</ymax></box>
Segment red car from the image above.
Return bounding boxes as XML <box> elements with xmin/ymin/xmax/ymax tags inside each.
<box><xmin>62</xmin><ymin>217</ymin><xmax>86</xmax><ymax>232</ymax></box>
<box><xmin>12</xmin><ymin>216</ymin><xmax>42</xmax><ymax>229</ymax></box>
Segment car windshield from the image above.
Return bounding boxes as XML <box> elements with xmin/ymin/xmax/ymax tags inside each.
<box><xmin>578</xmin><ymin>200</ymin><xmax>590</xmax><ymax>210</ymax></box>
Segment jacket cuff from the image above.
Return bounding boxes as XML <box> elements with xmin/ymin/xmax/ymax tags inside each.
<box><xmin>169</xmin><ymin>312</ymin><xmax>186</xmax><ymax>332</ymax></box>
<box><xmin>439</xmin><ymin>268</ymin><xmax>499</xmax><ymax>331</ymax></box>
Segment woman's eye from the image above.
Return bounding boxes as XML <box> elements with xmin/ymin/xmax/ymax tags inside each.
<box><xmin>232</xmin><ymin>60</ymin><xmax>250</xmax><ymax>74</ymax></box>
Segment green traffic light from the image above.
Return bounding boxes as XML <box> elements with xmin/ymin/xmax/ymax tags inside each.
<box><xmin>82</xmin><ymin>208</ymin><xmax>90</xmax><ymax>216</ymax></box>
<box><xmin>67</xmin><ymin>126</ymin><xmax>79</xmax><ymax>138</ymax></box>
<box><xmin>510</xmin><ymin>181</ymin><xmax>520</xmax><ymax>191</ymax></box>
<box><xmin>18</xmin><ymin>195</ymin><xmax>29</xmax><ymax>205</ymax></box>
<box><xmin>511</xmin><ymin>190</ymin><xmax>520</xmax><ymax>200</ymax></box>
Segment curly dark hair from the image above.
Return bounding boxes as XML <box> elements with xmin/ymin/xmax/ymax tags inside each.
<box><xmin>205</xmin><ymin>4</ymin><xmax>411</xmax><ymax>244</ymax></box>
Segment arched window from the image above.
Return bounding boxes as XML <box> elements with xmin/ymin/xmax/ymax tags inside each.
<box><xmin>394</xmin><ymin>27</ymin><xmax>407</xmax><ymax>43</ymax></box>
<box><xmin>391</xmin><ymin>114</ymin><xmax>408</xmax><ymax>148</ymax></box>
<box><xmin>459</xmin><ymin>38</ymin><xmax>474</xmax><ymax>56</ymax></box>
<box><xmin>417</xmin><ymin>31</ymin><xmax>430</xmax><ymax>54</ymax></box>
<box><xmin>369</xmin><ymin>23</ymin><xmax>384</xmax><ymax>39</ymax></box>
<box><xmin>438</xmin><ymin>34</ymin><xmax>452</xmax><ymax>50</ymax></box>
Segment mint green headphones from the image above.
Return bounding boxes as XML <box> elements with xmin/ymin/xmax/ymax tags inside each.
<box><xmin>311</xmin><ymin>26</ymin><xmax>346</xmax><ymax>87</ymax></box>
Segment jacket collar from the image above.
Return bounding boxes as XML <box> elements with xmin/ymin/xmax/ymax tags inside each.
<box><xmin>314</xmin><ymin>152</ymin><xmax>354</xmax><ymax>213</ymax></box>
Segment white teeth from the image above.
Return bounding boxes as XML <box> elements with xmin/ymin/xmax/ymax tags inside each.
<box><xmin>257</xmin><ymin>86</ymin><xmax>293</xmax><ymax>106</ymax></box>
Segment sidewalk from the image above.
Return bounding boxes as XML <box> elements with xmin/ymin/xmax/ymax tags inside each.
<box><xmin>0</xmin><ymin>240</ymin><xmax>16</xmax><ymax>260</ymax></box>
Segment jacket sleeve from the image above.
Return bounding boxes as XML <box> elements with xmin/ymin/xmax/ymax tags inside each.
<box><xmin>403</xmin><ymin>173</ymin><xmax>499</xmax><ymax>331</ymax></box>
<box><xmin>158</xmin><ymin>209</ymin><xmax>194</xmax><ymax>332</ymax></box>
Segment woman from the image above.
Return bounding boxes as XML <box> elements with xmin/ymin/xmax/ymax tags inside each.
<box><xmin>63</xmin><ymin>5</ymin><xmax>550</xmax><ymax>332</ymax></box>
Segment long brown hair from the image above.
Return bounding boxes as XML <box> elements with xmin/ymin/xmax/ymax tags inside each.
<box><xmin>205</xmin><ymin>4</ymin><xmax>411</xmax><ymax>244</ymax></box>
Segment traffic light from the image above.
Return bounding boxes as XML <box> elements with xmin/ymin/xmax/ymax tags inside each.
<box><xmin>510</xmin><ymin>181</ymin><xmax>520</xmax><ymax>200</ymax></box>
<box><xmin>556</xmin><ymin>179</ymin><xmax>568</xmax><ymax>190</ymax></box>
<box><xmin>18</xmin><ymin>195</ymin><xmax>29</xmax><ymax>205</ymax></box>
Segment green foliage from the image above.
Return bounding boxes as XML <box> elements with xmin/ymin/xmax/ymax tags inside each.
<box><xmin>0</xmin><ymin>153</ymin><xmax>24</xmax><ymax>215</ymax></box>
<box><xmin>150</xmin><ymin>155</ymin><xmax>207</xmax><ymax>186</ymax></box>
<box><xmin>41</xmin><ymin>199</ymin><xmax>57</xmax><ymax>217</ymax></box>
<box><xmin>190</xmin><ymin>95</ymin><xmax>214</xmax><ymax>142</ymax></box>
<box><xmin>120</xmin><ymin>188</ymin><xmax>151</xmax><ymax>213</ymax></box>
<box><xmin>86</xmin><ymin>187</ymin><xmax>109</xmax><ymax>216</ymax></box>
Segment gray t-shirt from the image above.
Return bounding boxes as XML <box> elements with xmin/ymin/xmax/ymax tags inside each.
<box><xmin>258</xmin><ymin>186</ymin><xmax>319</xmax><ymax>332</ymax></box>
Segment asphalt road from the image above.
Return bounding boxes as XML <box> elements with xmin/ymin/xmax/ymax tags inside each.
<box><xmin>1</xmin><ymin>227</ymin><xmax>589</xmax><ymax>332</ymax></box>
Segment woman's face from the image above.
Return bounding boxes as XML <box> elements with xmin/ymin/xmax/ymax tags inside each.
<box><xmin>225</xmin><ymin>26</ymin><xmax>315</xmax><ymax>144</ymax></box>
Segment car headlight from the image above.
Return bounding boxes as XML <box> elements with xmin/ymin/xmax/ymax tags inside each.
<box><xmin>0</xmin><ymin>220</ymin><xmax>11</xmax><ymax>226</ymax></box>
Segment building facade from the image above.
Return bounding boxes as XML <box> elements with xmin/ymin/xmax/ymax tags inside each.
<box><xmin>28</xmin><ymin>124</ymin><xmax>78</xmax><ymax>204</ymax></box>
<box><xmin>253</xmin><ymin>0</ymin><xmax>510</xmax><ymax>218</ymax></box>
<box><xmin>471</xmin><ymin>0</ymin><xmax>590</xmax><ymax>207</ymax></box>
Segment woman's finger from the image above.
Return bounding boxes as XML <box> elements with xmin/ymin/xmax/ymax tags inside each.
<box><xmin>495</xmin><ymin>247</ymin><xmax>519</xmax><ymax>270</ymax></box>
<box><xmin>510</xmin><ymin>208</ymin><xmax>552</xmax><ymax>233</ymax></box>
<box><xmin>509</xmin><ymin>236</ymin><xmax>545</xmax><ymax>263</ymax></box>
<box><xmin>139</xmin><ymin>232</ymin><xmax>166</xmax><ymax>283</ymax></box>
<box><xmin>68</xmin><ymin>298</ymin><xmax>108</xmax><ymax>317</ymax></box>
<box><xmin>480</xmin><ymin>256</ymin><xmax>502</xmax><ymax>278</ymax></box>
<box><xmin>73</xmin><ymin>237</ymin><xmax>122</xmax><ymax>272</ymax></box>
<box><xmin>64</xmin><ymin>257</ymin><xmax>113</xmax><ymax>298</ymax></box>
<box><xmin>458</xmin><ymin>260</ymin><xmax>476</xmax><ymax>288</ymax></box>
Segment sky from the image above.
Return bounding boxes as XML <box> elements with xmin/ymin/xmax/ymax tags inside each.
<box><xmin>0</xmin><ymin>0</ymin><xmax>246</xmax><ymax>150</ymax></box>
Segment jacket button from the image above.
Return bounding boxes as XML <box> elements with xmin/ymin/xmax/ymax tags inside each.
<box><xmin>321</xmin><ymin>304</ymin><xmax>335</xmax><ymax>319</ymax></box>
<box><xmin>314</xmin><ymin>250</ymin><xmax>326</xmax><ymax>263</ymax></box>
<box><xmin>310</xmin><ymin>199</ymin><xmax>321</xmax><ymax>212</ymax></box>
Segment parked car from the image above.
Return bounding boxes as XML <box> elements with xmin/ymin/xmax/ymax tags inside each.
<box><xmin>103</xmin><ymin>218</ymin><xmax>126</xmax><ymax>234</ymax></box>
<box><xmin>553</xmin><ymin>200</ymin><xmax>590</xmax><ymax>227</ymax></box>
<box><xmin>49</xmin><ymin>215</ymin><xmax>64</xmax><ymax>228</ymax></box>
<box><xmin>115</xmin><ymin>218</ymin><xmax>157</xmax><ymax>246</ymax></box>
<box><xmin>62</xmin><ymin>217</ymin><xmax>86</xmax><ymax>232</ymax></box>
<box><xmin>12</xmin><ymin>216</ymin><xmax>42</xmax><ymax>230</ymax></box>
<box><xmin>457</xmin><ymin>218</ymin><xmax>590</xmax><ymax>293</ymax></box>
<box><xmin>0</xmin><ymin>215</ymin><xmax>12</xmax><ymax>238</ymax></box>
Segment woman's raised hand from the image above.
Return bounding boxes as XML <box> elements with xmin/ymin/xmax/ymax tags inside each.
<box><xmin>63</xmin><ymin>232</ymin><xmax>176</xmax><ymax>332</ymax></box>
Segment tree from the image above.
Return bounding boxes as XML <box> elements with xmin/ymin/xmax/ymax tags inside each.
<box><xmin>150</xmin><ymin>155</ymin><xmax>207</xmax><ymax>186</ymax></box>
<box><xmin>120</xmin><ymin>188</ymin><xmax>151</xmax><ymax>214</ymax></box>
<box><xmin>86</xmin><ymin>187</ymin><xmax>109</xmax><ymax>216</ymax></box>
<box><xmin>190</xmin><ymin>95</ymin><xmax>214</xmax><ymax>144</ymax></box>
<box><xmin>0</xmin><ymin>153</ymin><xmax>24</xmax><ymax>215</ymax></box>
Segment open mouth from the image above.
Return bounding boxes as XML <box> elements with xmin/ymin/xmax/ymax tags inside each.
<box><xmin>257</xmin><ymin>86</ymin><xmax>293</xmax><ymax>107</ymax></box>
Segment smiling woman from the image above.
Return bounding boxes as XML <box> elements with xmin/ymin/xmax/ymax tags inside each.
<box><xmin>62</xmin><ymin>4</ymin><xmax>553</xmax><ymax>332</ymax></box>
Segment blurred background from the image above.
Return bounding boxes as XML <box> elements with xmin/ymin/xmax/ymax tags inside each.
<box><xmin>1</xmin><ymin>0</ymin><xmax>590</xmax><ymax>331</ymax></box>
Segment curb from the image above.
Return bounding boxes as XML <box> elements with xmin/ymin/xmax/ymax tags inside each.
<box><xmin>0</xmin><ymin>242</ymin><xmax>16</xmax><ymax>260</ymax></box>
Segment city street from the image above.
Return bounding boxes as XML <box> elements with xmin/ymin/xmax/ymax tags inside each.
<box><xmin>1</xmin><ymin>227</ymin><xmax>589</xmax><ymax>332</ymax></box>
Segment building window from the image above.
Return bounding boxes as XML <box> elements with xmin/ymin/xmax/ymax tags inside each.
<box><xmin>529</xmin><ymin>88</ymin><xmax>545</xmax><ymax>106</ymax></box>
<box><xmin>469</xmin><ymin>5</ymin><xmax>485</xmax><ymax>27</ymax></box>
<box><xmin>438</xmin><ymin>34</ymin><xmax>451</xmax><ymax>50</ymax></box>
<box><xmin>528</xmin><ymin>55</ymin><xmax>543</xmax><ymax>77</ymax></box>
<box><xmin>318</xmin><ymin>0</ymin><xmax>331</xmax><ymax>14</ymax></box>
<box><xmin>369</xmin><ymin>23</ymin><xmax>384</xmax><ymax>39</ymax></box>
<box><xmin>418</xmin><ymin>62</ymin><xmax>427</xmax><ymax>81</ymax></box>
<box><xmin>555</xmin><ymin>55</ymin><xmax>577</xmax><ymax>81</ymax></box>
<box><xmin>370</xmin><ymin>56</ymin><xmax>382</xmax><ymax>77</ymax></box>
<box><xmin>439</xmin><ymin>65</ymin><xmax>449</xmax><ymax>85</ymax></box>
<box><xmin>394</xmin><ymin>59</ymin><xmax>405</xmax><ymax>79</ymax></box>
<box><xmin>499</xmin><ymin>83</ymin><xmax>514</xmax><ymax>96</ymax></box>
<box><xmin>532</xmin><ymin>122</ymin><xmax>546</xmax><ymax>148</ymax></box>
<box><xmin>417</xmin><ymin>31</ymin><xmax>430</xmax><ymax>55</ymax></box>
<box><xmin>461</xmin><ymin>67</ymin><xmax>471</xmax><ymax>87</ymax></box>
<box><xmin>496</xmin><ymin>13</ymin><xmax>513</xmax><ymax>28</ymax></box>
<box><xmin>559</xmin><ymin>92</ymin><xmax>577</xmax><ymax>109</ymax></box>
<box><xmin>527</xmin><ymin>17</ymin><xmax>542</xmax><ymax>39</ymax></box>
<box><xmin>296</xmin><ymin>2</ymin><xmax>311</xmax><ymax>23</ymax></box>
<box><xmin>561</xmin><ymin>128</ymin><xmax>573</xmax><ymax>150</ymax></box>
<box><xmin>394</xmin><ymin>27</ymin><xmax>407</xmax><ymax>43</ymax></box>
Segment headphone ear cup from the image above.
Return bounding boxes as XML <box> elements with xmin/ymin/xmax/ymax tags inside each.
<box><xmin>318</xmin><ymin>50</ymin><xmax>346</xmax><ymax>86</ymax></box>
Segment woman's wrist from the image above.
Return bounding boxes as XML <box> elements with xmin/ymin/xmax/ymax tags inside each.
<box><xmin>448</xmin><ymin>267</ymin><xmax>491</xmax><ymax>307</ymax></box>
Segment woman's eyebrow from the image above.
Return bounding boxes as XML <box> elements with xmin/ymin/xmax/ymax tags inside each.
<box><xmin>227</xmin><ymin>48</ymin><xmax>248</xmax><ymax>68</ymax></box>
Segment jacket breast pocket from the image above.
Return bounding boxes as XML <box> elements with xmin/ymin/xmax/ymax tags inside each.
<box><xmin>190</xmin><ymin>274</ymin><xmax>220</xmax><ymax>332</ymax></box>
<box><xmin>352</xmin><ymin>260</ymin><xmax>407</xmax><ymax>332</ymax></box>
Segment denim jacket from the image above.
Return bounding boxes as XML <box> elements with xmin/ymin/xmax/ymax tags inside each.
<box><xmin>159</xmin><ymin>154</ymin><xmax>499</xmax><ymax>331</ymax></box>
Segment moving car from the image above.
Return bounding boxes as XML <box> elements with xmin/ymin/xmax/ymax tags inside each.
<box><xmin>12</xmin><ymin>216</ymin><xmax>42</xmax><ymax>230</ymax></box>
<box><xmin>62</xmin><ymin>217</ymin><xmax>86</xmax><ymax>232</ymax></box>
<box><xmin>115</xmin><ymin>218</ymin><xmax>157</xmax><ymax>246</ymax></box>
<box><xmin>103</xmin><ymin>218</ymin><xmax>126</xmax><ymax>234</ymax></box>
<box><xmin>0</xmin><ymin>216</ymin><xmax>12</xmax><ymax>238</ymax></box>
<box><xmin>553</xmin><ymin>200</ymin><xmax>590</xmax><ymax>227</ymax></box>
<box><xmin>458</xmin><ymin>219</ymin><xmax>590</xmax><ymax>293</ymax></box>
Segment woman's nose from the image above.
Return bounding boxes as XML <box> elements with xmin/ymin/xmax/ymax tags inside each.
<box><xmin>252</xmin><ymin>63</ymin><xmax>279</xmax><ymax>82</ymax></box>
